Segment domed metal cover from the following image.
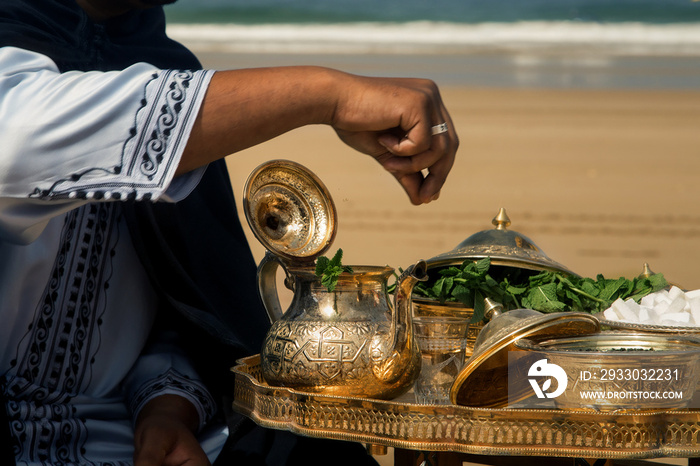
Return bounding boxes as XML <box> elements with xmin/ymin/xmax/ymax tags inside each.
<box><xmin>450</xmin><ymin>309</ymin><xmax>600</xmax><ymax>407</ymax></box>
<box><xmin>426</xmin><ymin>208</ymin><xmax>575</xmax><ymax>275</ymax></box>
<box><xmin>243</xmin><ymin>160</ymin><xmax>336</xmax><ymax>263</ymax></box>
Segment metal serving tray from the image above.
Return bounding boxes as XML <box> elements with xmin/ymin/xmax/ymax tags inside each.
<box><xmin>232</xmin><ymin>355</ymin><xmax>700</xmax><ymax>459</ymax></box>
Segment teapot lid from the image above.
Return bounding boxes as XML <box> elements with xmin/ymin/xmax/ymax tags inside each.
<box><xmin>450</xmin><ymin>309</ymin><xmax>600</xmax><ymax>407</ymax></box>
<box><xmin>425</xmin><ymin>208</ymin><xmax>575</xmax><ymax>275</ymax></box>
<box><xmin>243</xmin><ymin>160</ymin><xmax>337</xmax><ymax>263</ymax></box>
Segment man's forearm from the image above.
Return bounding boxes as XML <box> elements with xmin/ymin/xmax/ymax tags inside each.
<box><xmin>175</xmin><ymin>65</ymin><xmax>458</xmax><ymax>206</ymax></box>
<box><xmin>177</xmin><ymin>66</ymin><xmax>340</xmax><ymax>176</ymax></box>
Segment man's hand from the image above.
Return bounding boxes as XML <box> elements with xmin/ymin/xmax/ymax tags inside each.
<box><xmin>330</xmin><ymin>75</ymin><xmax>457</xmax><ymax>205</ymax></box>
<box><xmin>180</xmin><ymin>67</ymin><xmax>457</xmax><ymax>205</ymax></box>
<box><xmin>133</xmin><ymin>394</ymin><xmax>210</xmax><ymax>466</ymax></box>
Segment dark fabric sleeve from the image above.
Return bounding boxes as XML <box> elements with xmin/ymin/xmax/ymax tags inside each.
<box><xmin>123</xmin><ymin>161</ymin><xmax>271</xmax><ymax>400</ymax></box>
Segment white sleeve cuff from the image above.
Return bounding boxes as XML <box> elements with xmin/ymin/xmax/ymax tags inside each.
<box><xmin>31</xmin><ymin>68</ymin><xmax>214</xmax><ymax>202</ymax></box>
<box><xmin>128</xmin><ymin>369</ymin><xmax>217</xmax><ymax>433</ymax></box>
<box><xmin>161</xmin><ymin>166</ymin><xmax>207</xmax><ymax>203</ymax></box>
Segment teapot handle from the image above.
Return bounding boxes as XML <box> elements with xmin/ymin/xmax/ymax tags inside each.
<box><xmin>257</xmin><ymin>251</ymin><xmax>290</xmax><ymax>323</ymax></box>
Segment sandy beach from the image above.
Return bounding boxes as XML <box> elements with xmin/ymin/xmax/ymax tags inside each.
<box><xmin>189</xmin><ymin>48</ymin><xmax>700</xmax><ymax>291</ymax></box>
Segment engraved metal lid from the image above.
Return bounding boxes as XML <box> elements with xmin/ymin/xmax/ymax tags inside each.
<box><xmin>450</xmin><ymin>308</ymin><xmax>600</xmax><ymax>407</ymax></box>
<box><xmin>426</xmin><ymin>208</ymin><xmax>575</xmax><ymax>275</ymax></box>
<box><xmin>243</xmin><ymin>160</ymin><xmax>336</xmax><ymax>263</ymax></box>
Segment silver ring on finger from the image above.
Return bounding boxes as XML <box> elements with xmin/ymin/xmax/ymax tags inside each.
<box><xmin>431</xmin><ymin>122</ymin><xmax>448</xmax><ymax>136</ymax></box>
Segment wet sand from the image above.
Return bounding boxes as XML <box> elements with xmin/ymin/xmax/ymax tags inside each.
<box><xmin>221</xmin><ymin>85</ymin><xmax>700</xmax><ymax>289</ymax></box>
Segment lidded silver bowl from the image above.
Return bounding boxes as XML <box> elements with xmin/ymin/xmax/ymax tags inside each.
<box><xmin>424</xmin><ymin>207</ymin><xmax>574</xmax><ymax>275</ymax></box>
<box><xmin>413</xmin><ymin>208</ymin><xmax>577</xmax><ymax>358</ymax></box>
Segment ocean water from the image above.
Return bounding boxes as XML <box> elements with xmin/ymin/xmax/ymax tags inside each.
<box><xmin>164</xmin><ymin>0</ymin><xmax>700</xmax><ymax>24</ymax></box>
<box><xmin>163</xmin><ymin>0</ymin><xmax>700</xmax><ymax>88</ymax></box>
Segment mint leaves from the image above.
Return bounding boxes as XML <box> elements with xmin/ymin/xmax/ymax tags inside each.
<box><xmin>315</xmin><ymin>248</ymin><xmax>354</xmax><ymax>292</ymax></box>
<box><xmin>413</xmin><ymin>257</ymin><xmax>669</xmax><ymax>322</ymax></box>
<box><xmin>525</xmin><ymin>271</ymin><xmax>669</xmax><ymax>314</ymax></box>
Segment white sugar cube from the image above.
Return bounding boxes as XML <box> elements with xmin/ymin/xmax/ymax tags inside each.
<box><xmin>602</xmin><ymin>288</ymin><xmax>700</xmax><ymax>327</ymax></box>
<box><xmin>666</xmin><ymin>296</ymin><xmax>687</xmax><ymax>315</ymax></box>
<box><xmin>624</xmin><ymin>298</ymin><xmax>641</xmax><ymax>314</ymax></box>
<box><xmin>637</xmin><ymin>306</ymin><xmax>651</xmax><ymax>323</ymax></box>
<box><xmin>660</xmin><ymin>312</ymin><xmax>691</xmax><ymax>325</ymax></box>
<box><xmin>646</xmin><ymin>307</ymin><xmax>663</xmax><ymax>325</ymax></box>
<box><xmin>603</xmin><ymin>306</ymin><xmax>621</xmax><ymax>321</ymax></box>
<box><xmin>654</xmin><ymin>300</ymin><xmax>670</xmax><ymax>316</ymax></box>
<box><xmin>613</xmin><ymin>298</ymin><xmax>639</xmax><ymax>322</ymax></box>
<box><xmin>689</xmin><ymin>298</ymin><xmax>700</xmax><ymax>326</ymax></box>
<box><xmin>668</xmin><ymin>286</ymin><xmax>685</xmax><ymax>300</ymax></box>
<box><xmin>640</xmin><ymin>294</ymin><xmax>657</xmax><ymax>308</ymax></box>
<box><xmin>654</xmin><ymin>292</ymin><xmax>671</xmax><ymax>305</ymax></box>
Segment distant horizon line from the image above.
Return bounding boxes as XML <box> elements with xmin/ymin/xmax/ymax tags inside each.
<box><xmin>167</xmin><ymin>21</ymin><xmax>700</xmax><ymax>56</ymax></box>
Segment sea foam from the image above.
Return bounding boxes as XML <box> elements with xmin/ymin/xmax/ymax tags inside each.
<box><xmin>167</xmin><ymin>21</ymin><xmax>700</xmax><ymax>55</ymax></box>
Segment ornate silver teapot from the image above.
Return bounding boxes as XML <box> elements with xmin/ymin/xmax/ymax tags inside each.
<box><xmin>243</xmin><ymin>160</ymin><xmax>426</xmax><ymax>400</ymax></box>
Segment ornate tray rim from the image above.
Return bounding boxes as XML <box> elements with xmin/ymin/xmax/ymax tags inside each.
<box><xmin>598</xmin><ymin>318</ymin><xmax>700</xmax><ymax>334</ymax></box>
<box><xmin>231</xmin><ymin>355</ymin><xmax>700</xmax><ymax>459</ymax></box>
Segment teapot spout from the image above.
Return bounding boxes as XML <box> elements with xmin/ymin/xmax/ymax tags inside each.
<box><xmin>370</xmin><ymin>260</ymin><xmax>427</xmax><ymax>389</ymax></box>
<box><xmin>393</xmin><ymin>260</ymin><xmax>428</xmax><ymax>346</ymax></box>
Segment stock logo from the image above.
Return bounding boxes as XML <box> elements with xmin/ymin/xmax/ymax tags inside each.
<box><xmin>528</xmin><ymin>359</ymin><xmax>568</xmax><ymax>399</ymax></box>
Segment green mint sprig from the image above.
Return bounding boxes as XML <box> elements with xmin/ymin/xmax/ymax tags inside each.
<box><xmin>315</xmin><ymin>248</ymin><xmax>354</xmax><ymax>292</ymax></box>
<box><xmin>412</xmin><ymin>257</ymin><xmax>669</xmax><ymax>322</ymax></box>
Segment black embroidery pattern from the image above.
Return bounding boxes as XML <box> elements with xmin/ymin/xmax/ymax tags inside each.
<box><xmin>128</xmin><ymin>369</ymin><xmax>216</xmax><ymax>427</ymax></box>
<box><xmin>3</xmin><ymin>203</ymin><xmax>117</xmax><ymax>465</ymax></box>
<box><xmin>138</xmin><ymin>71</ymin><xmax>192</xmax><ymax>180</ymax></box>
<box><xmin>28</xmin><ymin>69</ymin><xmax>202</xmax><ymax>201</ymax></box>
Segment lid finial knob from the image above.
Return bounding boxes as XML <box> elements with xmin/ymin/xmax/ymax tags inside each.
<box><xmin>492</xmin><ymin>208</ymin><xmax>511</xmax><ymax>231</ymax></box>
<box><xmin>483</xmin><ymin>298</ymin><xmax>504</xmax><ymax>321</ymax></box>
<box><xmin>639</xmin><ymin>263</ymin><xmax>655</xmax><ymax>278</ymax></box>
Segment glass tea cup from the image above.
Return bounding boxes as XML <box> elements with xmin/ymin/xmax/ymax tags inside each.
<box><xmin>413</xmin><ymin>315</ymin><xmax>469</xmax><ymax>404</ymax></box>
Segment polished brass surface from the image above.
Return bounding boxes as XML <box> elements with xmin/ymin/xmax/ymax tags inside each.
<box><xmin>243</xmin><ymin>159</ymin><xmax>336</xmax><ymax>262</ymax></box>
<box><xmin>409</xmin><ymin>209</ymin><xmax>577</xmax><ymax>363</ymax></box>
<box><xmin>639</xmin><ymin>262</ymin><xmax>656</xmax><ymax>279</ymax></box>
<box><xmin>424</xmin><ymin>208</ymin><xmax>575</xmax><ymax>275</ymax></box>
<box><xmin>258</xmin><ymin>260</ymin><xmax>427</xmax><ymax>400</ymax></box>
<box><xmin>483</xmin><ymin>297</ymin><xmax>504</xmax><ymax>321</ymax></box>
<box><xmin>245</xmin><ymin>160</ymin><xmax>428</xmax><ymax>399</ymax></box>
<box><xmin>232</xmin><ymin>355</ymin><xmax>700</xmax><ymax>458</ymax></box>
<box><xmin>450</xmin><ymin>309</ymin><xmax>600</xmax><ymax>407</ymax></box>
<box><xmin>516</xmin><ymin>332</ymin><xmax>700</xmax><ymax>410</ymax></box>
